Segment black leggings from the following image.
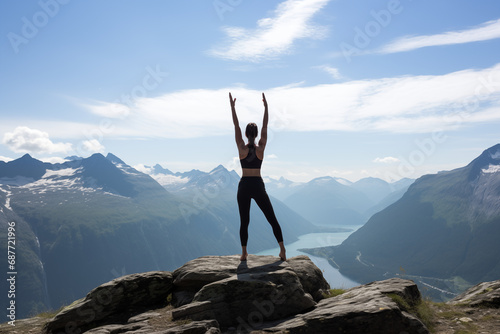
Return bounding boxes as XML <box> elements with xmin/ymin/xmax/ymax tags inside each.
<box><xmin>237</xmin><ymin>177</ymin><xmax>284</xmax><ymax>247</ymax></box>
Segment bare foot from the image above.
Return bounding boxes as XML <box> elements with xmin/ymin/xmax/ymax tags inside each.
<box><xmin>240</xmin><ymin>246</ymin><xmax>248</xmax><ymax>261</ymax></box>
<box><xmin>278</xmin><ymin>242</ymin><xmax>286</xmax><ymax>261</ymax></box>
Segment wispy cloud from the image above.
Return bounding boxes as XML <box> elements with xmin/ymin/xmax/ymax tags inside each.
<box><xmin>84</xmin><ymin>101</ymin><xmax>131</xmax><ymax>119</ymax></box>
<box><xmin>373</xmin><ymin>157</ymin><xmax>400</xmax><ymax>164</ymax></box>
<box><xmin>6</xmin><ymin>63</ymin><xmax>500</xmax><ymax>144</ymax></box>
<box><xmin>378</xmin><ymin>18</ymin><xmax>500</xmax><ymax>54</ymax></box>
<box><xmin>209</xmin><ymin>0</ymin><xmax>330</xmax><ymax>62</ymax></box>
<box><xmin>314</xmin><ymin>65</ymin><xmax>342</xmax><ymax>79</ymax></box>
<box><xmin>109</xmin><ymin>63</ymin><xmax>500</xmax><ymax>137</ymax></box>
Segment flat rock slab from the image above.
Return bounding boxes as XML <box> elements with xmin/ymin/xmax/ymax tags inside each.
<box><xmin>449</xmin><ymin>279</ymin><xmax>500</xmax><ymax>308</ymax></box>
<box><xmin>172</xmin><ymin>255</ymin><xmax>329</xmax><ymax>327</ymax></box>
<box><xmin>255</xmin><ymin>278</ymin><xmax>429</xmax><ymax>334</ymax></box>
<box><xmin>173</xmin><ymin>255</ymin><xmax>329</xmax><ymax>299</ymax></box>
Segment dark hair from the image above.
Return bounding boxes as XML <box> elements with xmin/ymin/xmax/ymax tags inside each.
<box><xmin>245</xmin><ymin>123</ymin><xmax>258</xmax><ymax>147</ymax></box>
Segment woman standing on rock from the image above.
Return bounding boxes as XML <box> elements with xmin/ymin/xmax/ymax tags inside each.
<box><xmin>229</xmin><ymin>92</ymin><xmax>286</xmax><ymax>262</ymax></box>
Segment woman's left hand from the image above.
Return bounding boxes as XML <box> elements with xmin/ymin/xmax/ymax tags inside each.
<box><xmin>229</xmin><ymin>92</ymin><xmax>236</xmax><ymax>110</ymax></box>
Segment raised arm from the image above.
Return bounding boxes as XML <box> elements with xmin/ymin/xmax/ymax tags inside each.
<box><xmin>229</xmin><ymin>92</ymin><xmax>245</xmax><ymax>150</ymax></box>
<box><xmin>258</xmin><ymin>92</ymin><xmax>268</xmax><ymax>148</ymax></box>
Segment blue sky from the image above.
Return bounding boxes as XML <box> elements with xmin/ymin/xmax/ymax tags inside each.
<box><xmin>1</xmin><ymin>0</ymin><xmax>500</xmax><ymax>182</ymax></box>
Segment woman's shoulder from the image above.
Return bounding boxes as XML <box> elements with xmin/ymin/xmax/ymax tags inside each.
<box><xmin>239</xmin><ymin>145</ymin><xmax>249</xmax><ymax>159</ymax></box>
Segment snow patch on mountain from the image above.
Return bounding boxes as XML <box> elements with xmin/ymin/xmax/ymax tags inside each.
<box><xmin>334</xmin><ymin>177</ymin><xmax>353</xmax><ymax>186</ymax></box>
<box><xmin>17</xmin><ymin>167</ymin><xmax>101</xmax><ymax>194</ymax></box>
<box><xmin>0</xmin><ymin>186</ymin><xmax>12</xmax><ymax>211</ymax></box>
<box><xmin>102</xmin><ymin>191</ymin><xmax>130</xmax><ymax>199</ymax></box>
<box><xmin>44</xmin><ymin>168</ymin><xmax>79</xmax><ymax>178</ymax></box>
<box><xmin>312</xmin><ymin>176</ymin><xmax>333</xmax><ymax>184</ymax></box>
<box><xmin>112</xmin><ymin>163</ymin><xmax>142</xmax><ymax>176</ymax></box>
<box><xmin>151</xmin><ymin>174</ymin><xmax>189</xmax><ymax>187</ymax></box>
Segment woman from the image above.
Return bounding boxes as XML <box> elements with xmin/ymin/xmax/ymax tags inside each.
<box><xmin>229</xmin><ymin>92</ymin><xmax>286</xmax><ymax>262</ymax></box>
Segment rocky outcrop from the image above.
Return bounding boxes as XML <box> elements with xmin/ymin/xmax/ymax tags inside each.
<box><xmin>43</xmin><ymin>271</ymin><xmax>173</xmax><ymax>334</ymax></box>
<box><xmin>42</xmin><ymin>255</ymin><xmax>433</xmax><ymax>334</ymax></box>
<box><xmin>449</xmin><ymin>279</ymin><xmax>500</xmax><ymax>308</ymax></box>
<box><xmin>171</xmin><ymin>255</ymin><xmax>324</xmax><ymax>328</ymax></box>
<box><xmin>258</xmin><ymin>278</ymin><xmax>427</xmax><ymax>334</ymax></box>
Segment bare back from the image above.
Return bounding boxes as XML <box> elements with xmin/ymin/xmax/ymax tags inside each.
<box><xmin>239</xmin><ymin>144</ymin><xmax>264</xmax><ymax>177</ymax></box>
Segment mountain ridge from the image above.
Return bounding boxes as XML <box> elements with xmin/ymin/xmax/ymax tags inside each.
<box><xmin>302</xmin><ymin>143</ymin><xmax>500</xmax><ymax>300</ymax></box>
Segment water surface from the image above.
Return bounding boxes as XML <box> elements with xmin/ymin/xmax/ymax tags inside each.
<box><xmin>256</xmin><ymin>225</ymin><xmax>362</xmax><ymax>289</ymax></box>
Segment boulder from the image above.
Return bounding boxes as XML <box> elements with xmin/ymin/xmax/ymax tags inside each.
<box><xmin>449</xmin><ymin>279</ymin><xmax>500</xmax><ymax>308</ymax></box>
<box><xmin>171</xmin><ymin>255</ymin><xmax>328</xmax><ymax>327</ymax></box>
<box><xmin>258</xmin><ymin>278</ymin><xmax>429</xmax><ymax>334</ymax></box>
<box><xmin>43</xmin><ymin>271</ymin><xmax>173</xmax><ymax>334</ymax></box>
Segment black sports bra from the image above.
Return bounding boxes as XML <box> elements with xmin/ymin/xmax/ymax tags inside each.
<box><xmin>240</xmin><ymin>146</ymin><xmax>263</xmax><ymax>169</ymax></box>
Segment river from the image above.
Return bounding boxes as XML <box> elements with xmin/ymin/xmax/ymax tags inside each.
<box><xmin>256</xmin><ymin>225</ymin><xmax>362</xmax><ymax>289</ymax></box>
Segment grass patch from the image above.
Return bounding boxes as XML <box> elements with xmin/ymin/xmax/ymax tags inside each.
<box><xmin>479</xmin><ymin>287</ymin><xmax>493</xmax><ymax>295</ymax></box>
<box><xmin>481</xmin><ymin>314</ymin><xmax>498</xmax><ymax>321</ymax></box>
<box><xmin>431</xmin><ymin>302</ymin><xmax>467</xmax><ymax>321</ymax></box>
<box><xmin>323</xmin><ymin>288</ymin><xmax>346</xmax><ymax>299</ymax></box>
<box><xmin>455</xmin><ymin>325</ymin><xmax>478</xmax><ymax>334</ymax></box>
<box><xmin>167</xmin><ymin>293</ymin><xmax>173</xmax><ymax>304</ymax></box>
<box><xmin>36</xmin><ymin>310</ymin><xmax>60</xmax><ymax>319</ymax></box>
<box><xmin>387</xmin><ymin>294</ymin><xmax>435</xmax><ymax>331</ymax></box>
<box><xmin>439</xmin><ymin>310</ymin><xmax>466</xmax><ymax>320</ymax></box>
<box><xmin>35</xmin><ymin>304</ymin><xmax>68</xmax><ymax>319</ymax></box>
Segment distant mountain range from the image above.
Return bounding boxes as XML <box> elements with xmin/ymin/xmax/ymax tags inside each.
<box><xmin>146</xmin><ymin>165</ymin><xmax>414</xmax><ymax>227</ymax></box>
<box><xmin>302</xmin><ymin>143</ymin><xmax>500</xmax><ymax>301</ymax></box>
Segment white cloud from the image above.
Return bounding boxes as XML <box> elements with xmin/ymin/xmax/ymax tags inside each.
<box><xmin>2</xmin><ymin>126</ymin><xmax>72</xmax><ymax>154</ymax></box>
<box><xmin>84</xmin><ymin>101</ymin><xmax>131</xmax><ymax>119</ymax></box>
<box><xmin>76</xmin><ymin>62</ymin><xmax>500</xmax><ymax>139</ymax></box>
<box><xmin>81</xmin><ymin>139</ymin><xmax>105</xmax><ymax>153</ymax></box>
<box><xmin>7</xmin><ymin>63</ymin><xmax>500</xmax><ymax>144</ymax></box>
<box><xmin>315</xmin><ymin>65</ymin><xmax>342</xmax><ymax>79</ymax></box>
<box><xmin>0</xmin><ymin>156</ymin><xmax>13</xmax><ymax>162</ymax></box>
<box><xmin>378</xmin><ymin>18</ymin><xmax>500</xmax><ymax>54</ymax></box>
<box><xmin>209</xmin><ymin>0</ymin><xmax>330</xmax><ymax>62</ymax></box>
<box><xmin>373</xmin><ymin>156</ymin><xmax>400</xmax><ymax>164</ymax></box>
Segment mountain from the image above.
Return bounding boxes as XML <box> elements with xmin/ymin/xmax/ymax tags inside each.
<box><xmin>0</xmin><ymin>154</ymin><xmax>319</xmax><ymax>318</ymax></box>
<box><xmin>351</xmin><ymin>177</ymin><xmax>392</xmax><ymax>203</ymax></box>
<box><xmin>267</xmin><ymin>176</ymin><xmax>414</xmax><ymax>226</ymax></box>
<box><xmin>282</xmin><ymin>176</ymin><xmax>372</xmax><ymax>226</ymax></box>
<box><xmin>303</xmin><ymin>144</ymin><xmax>500</xmax><ymax>300</ymax></box>
<box><xmin>363</xmin><ymin>178</ymin><xmax>415</xmax><ymax>218</ymax></box>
